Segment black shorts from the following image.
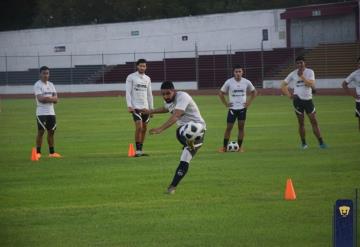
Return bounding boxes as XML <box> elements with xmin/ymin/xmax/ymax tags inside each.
<box><xmin>36</xmin><ymin>115</ymin><xmax>56</xmax><ymax>131</ymax></box>
<box><xmin>227</xmin><ymin>109</ymin><xmax>247</xmax><ymax>123</ymax></box>
<box><xmin>356</xmin><ymin>102</ymin><xmax>360</xmax><ymax>118</ymax></box>
<box><xmin>132</xmin><ymin>109</ymin><xmax>150</xmax><ymax>123</ymax></box>
<box><xmin>176</xmin><ymin>126</ymin><xmax>205</xmax><ymax>157</ymax></box>
<box><xmin>293</xmin><ymin>96</ymin><xmax>315</xmax><ymax>115</ymax></box>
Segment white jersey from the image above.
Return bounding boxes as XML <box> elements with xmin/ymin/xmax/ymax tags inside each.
<box><xmin>164</xmin><ymin>91</ymin><xmax>206</xmax><ymax>128</ymax></box>
<box><xmin>284</xmin><ymin>68</ymin><xmax>315</xmax><ymax>100</ymax></box>
<box><xmin>125</xmin><ymin>71</ymin><xmax>153</xmax><ymax>110</ymax></box>
<box><xmin>345</xmin><ymin>69</ymin><xmax>360</xmax><ymax>102</ymax></box>
<box><xmin>220</xmin><ymin>77</ymin><xmax>255</xmax><ymax>110</ymax></box>
<box><xmin>34</xmin><ymin>80</ymin><xmax>57</xmax><ymax>116</ymax></box>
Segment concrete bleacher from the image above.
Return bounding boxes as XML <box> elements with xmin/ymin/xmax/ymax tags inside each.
<box><xmin>0</xmin><ymin>65</ymin><xmax>104</xmax><ymax>85</ymax></box>
<box><xmin>0</xmin><ymin>47</ymin><xmax>304</xmax><ymax>88</ymax></box>
<box><xmin>267</xmin><ymin>42</ymin><xmax>360</xmax><ymax>80</ymax></box>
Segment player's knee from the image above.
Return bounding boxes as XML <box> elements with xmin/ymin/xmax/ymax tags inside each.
<box><xmin>180</xmin><ymin>148</ymin><xmax>193</xmax><ymax>163</ymax></box>
<box><xmin>37</xmin><ymin>130</ymin><xmax>45</xmax><ymax>136</ymax></box>
<box><xmin>135</xmin><ymin>125</ymin><xmax>143</xmax><ymax>132</ymax></box>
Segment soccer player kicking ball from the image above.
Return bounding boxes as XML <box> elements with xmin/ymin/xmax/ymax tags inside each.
<box><xmin>125</xmin><ymin>59</ymin><xmax>154</xmax><ymax>157</ymax></box>
<box><xmin>281</xmin><ymin>56</ymin><xmax>327</xmax><ymax>149</ymax></box>
<box><xmin>145</xmin><ymin>81</ymin><xmax>206</xmax><ymax>194</ymax></box>
<box><xmin>34</xmin><ymin>66</ymin><xmax>62</xmax><ymax>158</ymax></box>
<box><xmin>342</xmin><ymin>57</ymin><xmax>360</xmax><ymax>131</ymax></box>
<box><xmin>218</xmin><ymin>65</ymin><xmax>257</xmax><ymax>152</ymax></box>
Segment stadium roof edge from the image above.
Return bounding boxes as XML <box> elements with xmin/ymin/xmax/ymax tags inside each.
<box><xmin>280</xmin><ymin>0</ymin><xmax>358</xmax><ymax>19</ymax></box>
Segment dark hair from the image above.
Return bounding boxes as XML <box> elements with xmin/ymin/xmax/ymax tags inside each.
<box><xmin>232</xmin><ymin>64</ymin><xmax>243</xmax><ymax>71</ymax></box>
<box><xmin>358</xmin><ymin>57</ymin><xmax>360</xmax><ymax>62</ymax></box>
<box><xmin>136</xmin><ymin>59</ymin><xmax>147</xmax><ymax>65</ymax></box>
<box><xmin>161</xmin><ymin>81</ymin><xmax>175</xmax><ymax>90</ymax></box>
<box><xmin>39</xmin><ymin>66</ymin><xmax>49</xmax><ymax>73</ymax></box>
<box><xmin>295</xmin><ymin>56</ymin><xmax>305</xmax><ymax>62</ymax></box>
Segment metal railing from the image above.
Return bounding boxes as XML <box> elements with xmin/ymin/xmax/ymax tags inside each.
<box><xmin>0</xmin><ymin>43</ymin><xmax>358</xmax><ymax>88</ymax></box>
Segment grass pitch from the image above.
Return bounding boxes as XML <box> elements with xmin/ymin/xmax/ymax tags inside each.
<box><xmin>0</xmin><ymin>95</ymin><xmax>359</xmax><ymax>246</ymax></box>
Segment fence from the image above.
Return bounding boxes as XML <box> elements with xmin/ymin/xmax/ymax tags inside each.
<box><xmin>0</xmin><ymin>42</ymin><xmax>358</xmax><ymax>89</ymax></box>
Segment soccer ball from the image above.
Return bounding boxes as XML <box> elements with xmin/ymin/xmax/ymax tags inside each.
<box><xmin>227</xmin><ymin>141</ymin><xmax>239</xmax><ymax>152</ymax></box>
<box><xmin>180</xmin><ymin>122</ymin><xmax>205</xmax><ymax>141</ymax></box>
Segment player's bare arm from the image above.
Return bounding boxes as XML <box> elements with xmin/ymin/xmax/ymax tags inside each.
<box><xmin>36</xmin><ymin>95</ymin><xmax>58</xmax><ymax>103</ymax></box>
<box><xmin>342</xmin><ymin>81</ymin><xmax>358</xmax><ymax>99</ymax></box>
<box><xmin>302</xmin><ymin>77</ymin><xmax>315</xmax><ymax>87</ymax></box>
<box><xmin>281</xmin><ymin>81</ymin><xmax>292</xmax><ymax>99</ymax></box>
<box><xmin>149</xmin><ymin>109</ymin><xmax>184</xmax><ymax>134</ymax></box>
<box><xmin>218</xmin><ymin>91</ymin><xmax>233</xmax><ymax>107</ymax></box>
<box><xmin>244</xmin><ymin>89</ymin><xmax>257</xmax><ymax>108</ymax></box>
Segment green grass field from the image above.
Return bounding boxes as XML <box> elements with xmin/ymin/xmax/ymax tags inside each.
<box><xmin>0</xmin><ymin>95</ymin><xmax>359</xmax><ymax>246</ymax></box>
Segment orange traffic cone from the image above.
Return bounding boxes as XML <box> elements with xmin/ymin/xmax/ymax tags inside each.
<box><xmin>128</xmin><ymin>143</ymin><xmax>135</xmax><ymax>157</ymax></box>
<box><xmin>31</xmin><ymin>147</ymin><xmax>39</xmax><ymax>161</ymax></box>
<box><xmin>284</xmin><ymin>178</ymin><xmax>296</xmax><ymax>200</ymax></box>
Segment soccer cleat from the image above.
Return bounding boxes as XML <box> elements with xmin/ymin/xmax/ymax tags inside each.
<box><xmin>166</xmin><ymin>185</ymin><xmax>176</xmax><ymax>195</ymax></box>
<box><xmin>218</xmin><ymin>147</ymin><xmax>227</xmax><ymax>153</ymax></box>
<box><xmin>238</xmin><ymin>147</ymin><xmax>245</xmax><ymax>153</ymax></box>
<box><xmin>36</xmin><ymin>153</ymin><xmax>42</xmax><ymax>159</ymax></box>
<box><xmin>301</xmin><ymin>144</ymin><xmax>308</xmax><ymax>150</ymax></box>
<box><xmin>319</xmin><ymin>143</ymin><xmax>328</xmax><ymax>149</ymax></box>
<box><xmin>186</xmin><ymin>140</ymin><xmax>195</xmax><ymax>150</ymax></box>
<box><xmin>48</xmin><ymin>153</ymin><xmax>62</xmax><ymax>158</ymax></box>
<box><xmin>135</xmin><ymin>150</ymin><xmax>142</xmax><ymax>157</ymax></box>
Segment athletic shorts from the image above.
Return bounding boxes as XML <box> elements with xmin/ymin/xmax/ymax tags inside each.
<box><xmin>227</xmin><ymin>108</ymin><xmax>247</xmax><ymax>123</ymax></box>
<box><xmin>36</xmin><ymin>115</ymin><xmax>56</xmax><ymax>131</ymax></box>
<box><xmin>176</xmin><ymin>126</ymin><xmax>205</xmax><ymax>157</ymax></box>
<box><xmin>293</xmin><ymin>96</ymin><xmax>315</xmax><ymax>115</ymax></box>
<box><xmin>356</xmin><ymin>102</ymin><xmax>360</xmax><ymax>118</ymax></box>
<box><xmin>132</xmin><ymin>109</ymin><xmax>150</xmax><ymax>123</ymax></box>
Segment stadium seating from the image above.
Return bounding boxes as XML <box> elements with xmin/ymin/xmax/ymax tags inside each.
<box><xmin>267</xmin><ymin>42</ymin><xmax>360</xmax><ymax>80</ymax></box>
<box><xmin>0</xmin><ymin>65</ymin><xmax>104</xmax><ymax>85</ymax></box>
<box><xmin>2</xmin><ymin>43</ymin><xmax>358</xmax><ymax>88</ymax></box>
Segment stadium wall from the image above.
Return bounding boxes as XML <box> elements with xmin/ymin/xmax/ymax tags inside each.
<box><xmin>0</xmin><ymin>81</ymin><xmax>197</xmax><ymax>95</ymax></box>
<box><xmin>0</xmin><ymin>9</ymin><xmax>286</xmax><ymax>70</ymax></box>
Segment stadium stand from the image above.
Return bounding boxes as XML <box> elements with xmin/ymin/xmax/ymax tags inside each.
<box><xmin>268</xmin><ymin>42</ymin><xmax>360</xmax><ymax>80</ymax></box>
<box><xmin>0</xmin><ymin>65</ymin><xmax>104</xmax><ymax>85</ymax></box>
<box><xmin>3</xmin><ymin>43</ymin><xmax>358</xmax><ymax>88</ymax></box>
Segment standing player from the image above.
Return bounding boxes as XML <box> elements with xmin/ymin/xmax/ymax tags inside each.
<box><xmin>145</xmin><ymin>81</ymin><xmax>206</xmax><ymax>194</ymax></box>
<box><xmin>218</xmin><ymin>65</ymin><xmax>257</xmax><ymax>152</ymax></box>
<box><xmin>34</xmin><ymin>66</ymin><xmax>62</xmax><ymax>158</ymax></box>
<box><xmin>281</xmin><ymin>56</ymin><xmax>327</xmax><ymax>149</ymax></box>
<box><xmin>126</xmin><ymin>59</ymin><xmax>153</xmax><ymax>157</ymax></box>
<box><xmin>342</xmin><ymin>57</ymin><xmax>360</xmax><ymax>131</ymax></box>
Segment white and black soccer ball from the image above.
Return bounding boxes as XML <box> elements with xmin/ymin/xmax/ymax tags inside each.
<box><xmin>227</xmin><ymin>141</ymin><xmax>239</xmax><ymax>152</ymax></box>
<box><xmin>180</xmin><ymin>122</ymin><xmax>205</xmax><ymax>141</ymax></box>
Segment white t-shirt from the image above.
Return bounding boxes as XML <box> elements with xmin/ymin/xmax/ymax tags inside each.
<box><xmin>125</xmin><ymin>71</ymin><xmax>153</xmax><ymax>109</ymax></box>
<box><xmin>164</xmin><ymin>91</ymin><xmax>206</xmax><ymax>128</ymax></box>
<box><xmin>345</xmin><ymin>69</ymin><xmax>360</xmax><ymax>102</ymax></box>
<box><xmin>34</xmin><ymin>80</ymin><xmax>57</xmax><ymax>116</ymax></box>
<box><xmin>220</xmin><ymin>77</ymin><xmax>255</xmax><ymax>110</ymax></box>
<box><xmin>284</xmin><ymin>68</ymin><xmax>315</xmax><ymax>100</ymax></box>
